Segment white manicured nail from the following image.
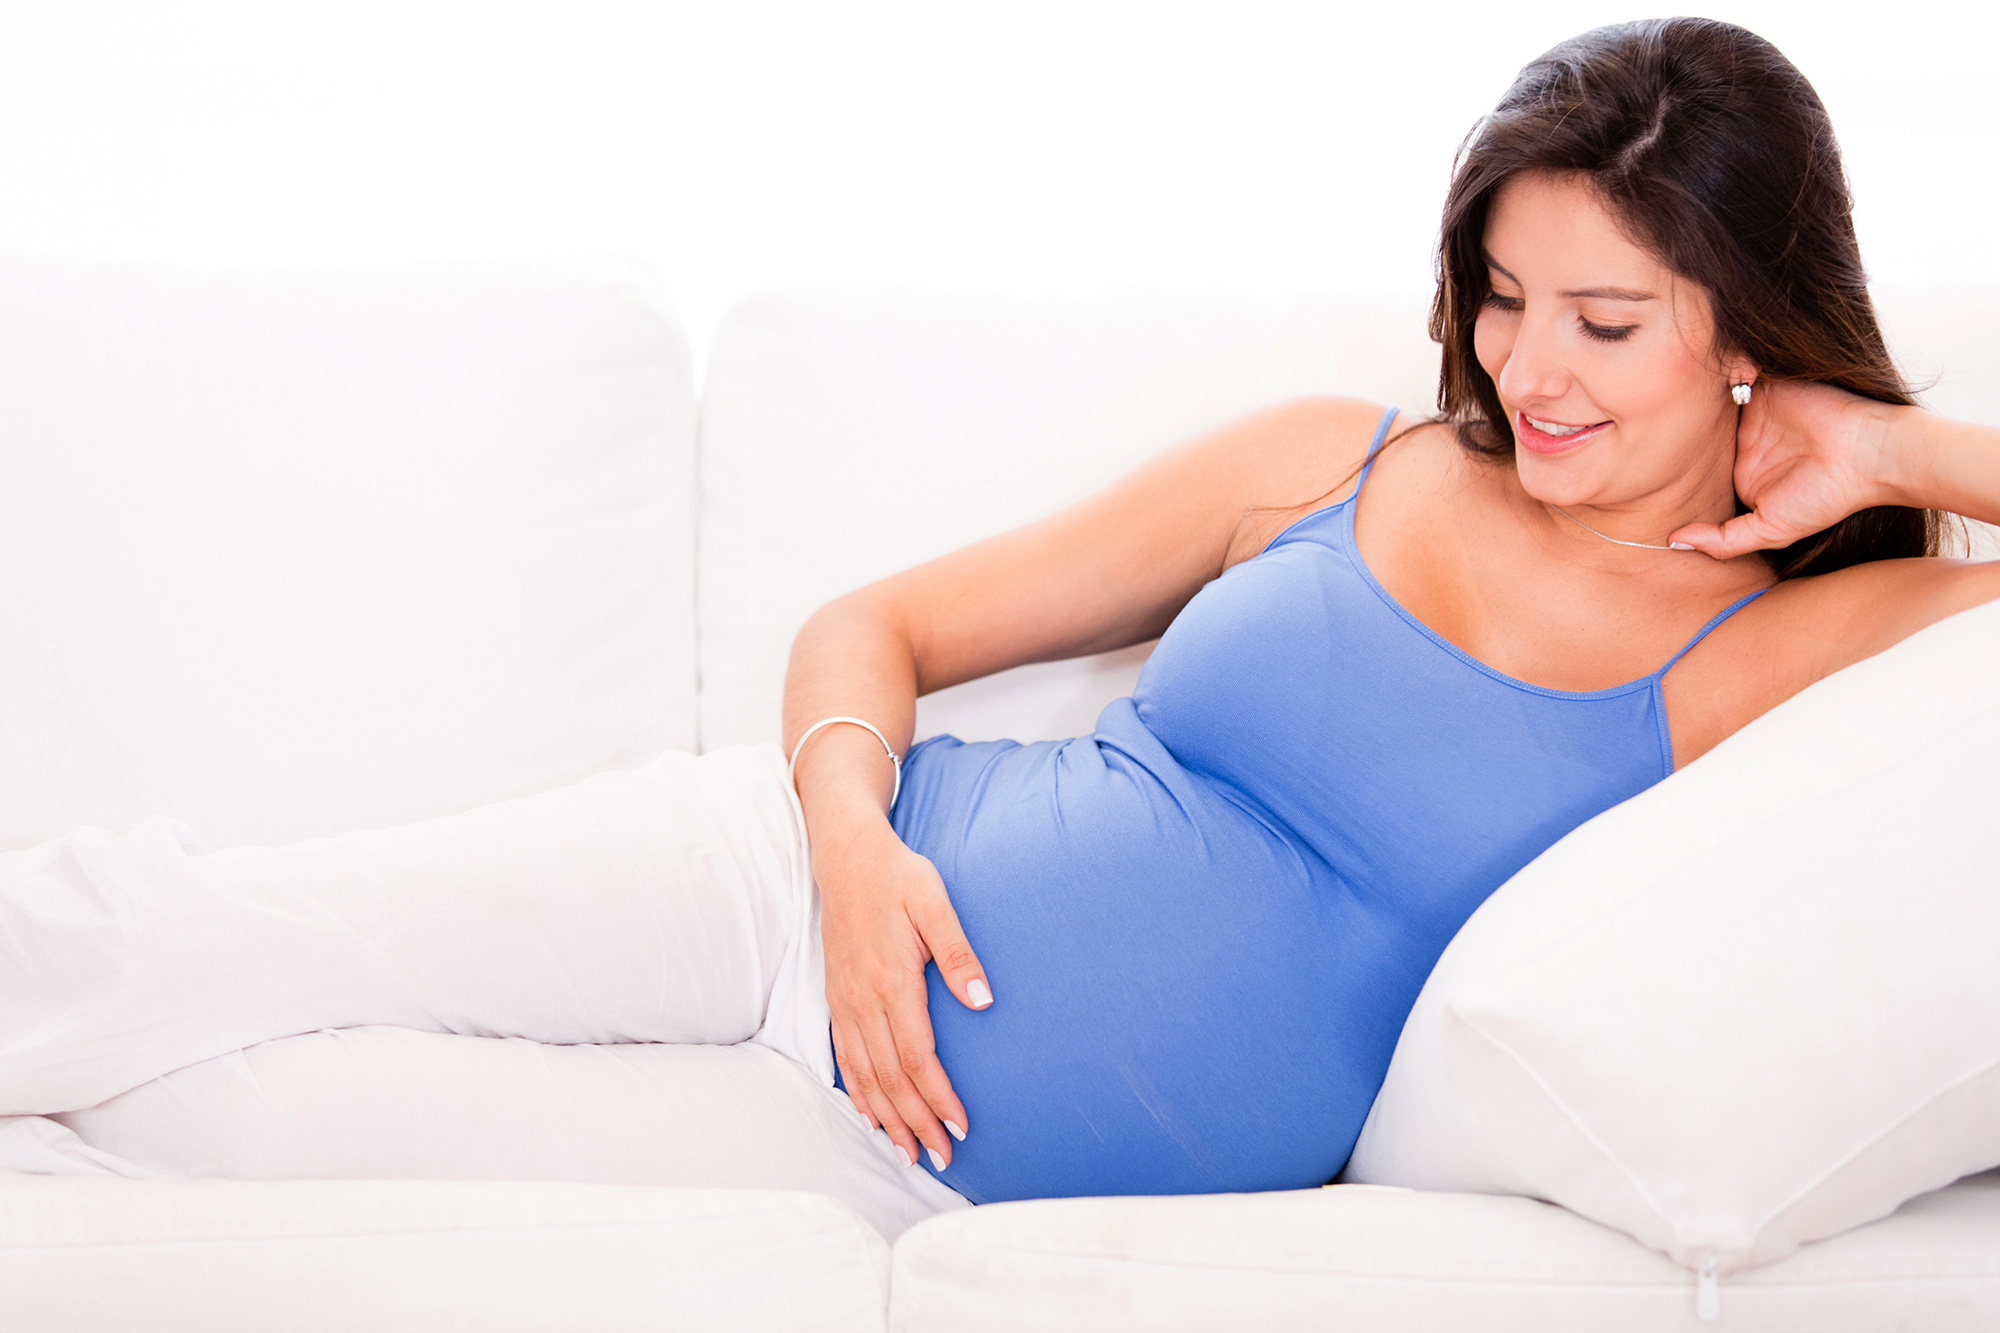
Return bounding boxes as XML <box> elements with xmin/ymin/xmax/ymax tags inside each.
<box><xmin>944</xmin><ymin>1120</ymin><xmax>966</xmax><ymax>1142</ymax></box>
<box><xmin>967</xmin><ymin>979</ymin><xmax>993</xmax><ymax>1009</ymax></box>
<box><xmin>1669</xmin><ymin>541</ymin><xmax>1696</xmax><ymax>551</ymax></box>
<box><xmin>898</xmin><ymin>1144</ymin><xmax>916</xmax><ymax>1168</ymax></box>
<box><xmin>927</xmin><ymin>1147</ymin><xmax>947</xmax><ymax>1171</ymax></box>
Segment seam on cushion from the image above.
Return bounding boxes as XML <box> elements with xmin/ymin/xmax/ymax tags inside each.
<box><xmin>911</xmin><ymin>1245</ymin><xmax>1687</xmax><ymax>1285</ymax></box>
<box><xmin>903</xmin><ymin>1247</ymin><xmax>2000</xmax><ymax>1288</ymax></box>
<box><xmin>1452</xmin><ymin>1012</ymin><xmax>1684</xmax><ymax>1248</ymax></box>
<box><xmin>887</xmin><ymin>1242</ymin><xmax>928</xmax><ymax>1333</ymax></box>
<box><xmin>831</xmin><ymin>1207</ymin><xmax>893</xmax><ymax>1299</ymax></box>
<box><xmin>1462</xmin><ymin>1014</ymin><xmax>2000</xmax><ymax>1268</ymax></box>
<box><xmin>1746</xmin><ymin>1047</ymin><xmax>2000</xmax><ymax>1245</ymax></box>
<box><xmin>0</xmin><ymin>1209</ymin><xmax>852</xmax><ymax>1251</ymax></box>
<box><xmin>691</xmin><ymin>382</ymin><xmax>709</xmax><ymax>755</ymax></box>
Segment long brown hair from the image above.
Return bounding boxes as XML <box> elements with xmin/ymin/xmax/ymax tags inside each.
<box><xmin>1433</xmin><ymin>17</ymin><xmax>1950</xmax><ymax>578</ymax></box>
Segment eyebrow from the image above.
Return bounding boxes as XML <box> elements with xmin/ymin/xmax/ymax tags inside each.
<box><xmin>1484</xmin><ymin>255</ymin><xmax>1658</xmax><ymax>302</ymax></box>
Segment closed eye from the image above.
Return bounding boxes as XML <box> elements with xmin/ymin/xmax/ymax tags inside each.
<box><xmin>1485</xmin><ymin>289</ymin><xmax>1634</xmax><ymax>342</ymax></box>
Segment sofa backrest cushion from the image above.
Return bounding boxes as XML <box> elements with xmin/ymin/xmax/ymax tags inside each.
<box><xmin>0</xmin><ymin>258</ymin><xmax>696</xmax><ymax>852</ymax></box>
<box><xmin>696</xmin><ymin>285</ymin><xmax>1440</xmax><ymax>751</ymax></box>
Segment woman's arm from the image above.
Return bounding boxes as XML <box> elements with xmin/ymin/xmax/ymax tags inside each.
<box><xmin>1877</xmin><ymin>407</ymin><xmax>2000</xmax><ymax>528</ymax></box>
<box><xmin>1671</xmin><ymin>382</ymin><xmax>2000</xmax><ymax>555</ymax></box>
<box><xmin>785</xmin><ymin>396</ymin><xmax>1387</xmax><ymax>1173</ymax></box>
<box><xmin>1664</xmin><ymin>378</ymin><xmax>2000</xmax><ymax>684</ymax></box>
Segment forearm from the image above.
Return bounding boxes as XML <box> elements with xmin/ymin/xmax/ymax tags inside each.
<box><xmin>1880</xmin><ymin>405</ymin><xmax>2000</xmax><ymax>528</ymax></box>
<box><xmin>783</xmin><ymin>595</ymin><xmax>920</xmax><ymax>869</ymax></box>
<box><xmin>782</xmin><ymin>594</ymin><xmax>986</xmax><ymax>1162</ymax></box>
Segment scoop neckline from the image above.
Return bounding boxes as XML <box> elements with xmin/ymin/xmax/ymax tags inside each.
<box><xmin>1337</xmin><ymin>499</ymin><xmax>1661</xmax><ymax>700</ymax></box>
<box><xmin>1324</xmin><ymin>446</ymin><xmax>1666</xmax><ymax>702</ymax></box>
<box><xmin>1255</xmin><ymin>406</ymin><xmax>1675</xmax><ymax>701</ymax></box>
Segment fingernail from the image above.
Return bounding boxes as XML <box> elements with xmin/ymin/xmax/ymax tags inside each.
<box><xmin>967</xmin><ymin>979</ymin><xmax>993</xmax><ymax>1009</ymax></box>
<box><xmin>944</xmin><ymin>1120</ymin><xmax>966</xmax><ymax>1142</ymax></box>
<box><xmin>927</xmin><ymin>1147</ymin><xmax>947</xmax><ymax>1171</ymax></box>
<box><xmin>1669</xmin><ymin>541</ymin><xmax>1696</xmax><ymax>551</ymax></box>
<box><xmin>898</xmin><ymin>1144</ymin><xmax>916</xmax><ymax>1169</ymax></box>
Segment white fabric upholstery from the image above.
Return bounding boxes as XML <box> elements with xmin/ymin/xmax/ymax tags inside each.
<box><xmin>696</xmin><ymin>285</ymin><xmax>1439</xmax><ymax>750</ymax></box>
<box><xmin>1347</xmin><ymin>598</ymin><xmax>2000</xmax><ymax>1273</ymax></box>
<box><xmin>1874</xmin><ymin>285</ymin><xmax>2000</xmax><ymax>557</ymax></box>
<box><xmin>0</xmin><ymin>257</ymin><xmax>697</xmax><ymax>854</ymax></box>
<box><xmin>1875</xmin><ymin>284</ymin><xmax>2000</xmax><ymax>431</ymax></box>
<box><xmin>0</xmin><ymin>1172</ymin><xmax>891</xmax><ymax>1333</ymax></box>
<box><xmin>889</xmin><ymin>1172</ymin><xmax>2000</xmax><ymax>1332</ymax></box>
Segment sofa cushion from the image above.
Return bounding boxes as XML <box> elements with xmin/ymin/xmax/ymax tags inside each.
<box><xmin>0</xmin><ymin>1172</ymin><xmax>889</xmax><ymax>1333</ymax></box>
<box><xmin>696</xmin><ymin>285</ymin><xmax>1438</xmax><ymax>750</ymax></box>
<box><xmin>0</xmin><ymin>257</ymin><xmax>696</xmax><ymax>853</ymax></box>
<box><xmin>889</xmin><ymin>1173</ymin><xmax>2000</xmax><ymax>1332</ymax></box>
<box><xmin>1346</xmin><ymin>598</ymin><xmax>2000</xmax><ymax>1275</ymax></box>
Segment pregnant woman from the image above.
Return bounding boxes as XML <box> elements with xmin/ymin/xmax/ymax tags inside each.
<box><xmin>9</xmin><ymin>17</ymin><xmax>2000</xmax><ymax>1238</ymax></box>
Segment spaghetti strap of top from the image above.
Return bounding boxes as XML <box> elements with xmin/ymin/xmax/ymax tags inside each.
<box><xmin>1656</xmin><ymin>586</ymin><xmax>1769</xmax><ymax>677</ymax></box>
<box><xmin>1349</xmin><ymin>406</ymin><xmax>1400</xmax><ymax>501</ymax></box>
<box><xmin>1348</xmin><ymin>403</ymin><xmax>1769</xmax><ymax>683</ymax></box>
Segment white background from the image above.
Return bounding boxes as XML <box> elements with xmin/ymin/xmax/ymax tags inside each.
<box><xmin>0</xmin><ymin>1</ymin><xmax>1984</xmax><ymax>368</ymax></box>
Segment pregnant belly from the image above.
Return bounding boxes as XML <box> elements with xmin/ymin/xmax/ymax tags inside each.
<box><xmin>891</xmin><ymin>718</ymin><xmax>1416</xmax><ymax>1205</ymax></box>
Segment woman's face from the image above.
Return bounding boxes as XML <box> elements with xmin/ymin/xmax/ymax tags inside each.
<box><xmin>1473</xmin><ymin>170</ymin><xmax>1754</xmax><ymax>511</ymax></box>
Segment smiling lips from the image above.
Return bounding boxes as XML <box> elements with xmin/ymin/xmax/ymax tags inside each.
<box><xmin>1516</xmin><ymin>409</ymin><xmax>1612</xmax><ymax>454</ymax></box>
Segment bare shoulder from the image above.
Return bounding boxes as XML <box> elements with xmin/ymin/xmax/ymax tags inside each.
<box><xmin>1219</xmin><ymin>398</ymin><xmax>1440</xmax><ymax>568</ymax></box>
<box><xmin>1757</xmin><ymin>555</ymin><xmax>2000</xmax><ymax>671</ymax></box>
<box><xmin>1672</xmin><ymin>548</ymin><xmax>2000</xmax><ymax>756</ymax></box>
<box><xmin>1670</xmin><ymin>553</ymin><xmax>2000</xmax><ymax>766</ymax></box>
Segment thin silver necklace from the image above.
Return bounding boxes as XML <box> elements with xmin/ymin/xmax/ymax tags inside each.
<box><xmin>1545</xmin><ymin>503</ymin><xmax>1681</xmax><ymax>551</ymax></box>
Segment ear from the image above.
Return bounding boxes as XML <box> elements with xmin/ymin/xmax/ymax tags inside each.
<box><xmin>1723</xmin><ymin>350</ymin><xmax>1759</xmax><ymax>390</ymax></box>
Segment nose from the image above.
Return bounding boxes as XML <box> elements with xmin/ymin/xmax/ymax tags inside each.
<box><xmin>1492</xmin><ymin>309</ymin><xmax>1572</xmax><ymax>408</ymax></box>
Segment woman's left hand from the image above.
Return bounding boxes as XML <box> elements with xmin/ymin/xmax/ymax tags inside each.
<box><xmin>1669</xmin><ymin>379</ymin><xmax>1904</xmax><ymax>559</ymax></box>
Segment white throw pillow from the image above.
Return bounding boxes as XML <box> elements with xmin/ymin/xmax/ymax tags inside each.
<box><xmin>1345</xmin><ymin>596</ymin><xmax>2000</xmax><ymax>1279</ymax></box>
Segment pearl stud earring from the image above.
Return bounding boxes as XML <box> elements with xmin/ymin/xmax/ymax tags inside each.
<box><xmin>1731</xmin><ymin>382</ymin><xmax>1753</xmax><ymax>406</ymax></box>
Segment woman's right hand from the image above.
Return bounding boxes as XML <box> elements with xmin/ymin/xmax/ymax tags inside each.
<box><xmin>816</xmin><ymin>822</ymin><xmax>992</xmax><ymax>1173</ymax></box>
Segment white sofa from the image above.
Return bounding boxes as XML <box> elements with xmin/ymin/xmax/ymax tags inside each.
<box><xmin>3</xmin><ymin>257</ymin><xmax>1997</xmax><ymax>1331</ymax></box>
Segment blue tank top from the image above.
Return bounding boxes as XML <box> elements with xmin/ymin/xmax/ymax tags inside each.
<box><xmin>888</xmin><ymin>407</ymin><xmax>1764</xmax><ymax>1205</ymax></box>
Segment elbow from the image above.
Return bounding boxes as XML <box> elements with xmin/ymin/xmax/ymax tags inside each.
<box><xmin>788</xmin><ymin>586</ymin><xmax>921</xmax><ymax>674</ymax></box>
<box><xmin>797</xmin><ymin>585</ymin><xmax>902</xmax><ymax>645</ymax></box>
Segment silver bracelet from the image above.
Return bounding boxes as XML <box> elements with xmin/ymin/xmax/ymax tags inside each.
<box><xmin>789</xmin><ymin>715</ymin><xmax>904</xmax><ymax>808</ymax></box>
